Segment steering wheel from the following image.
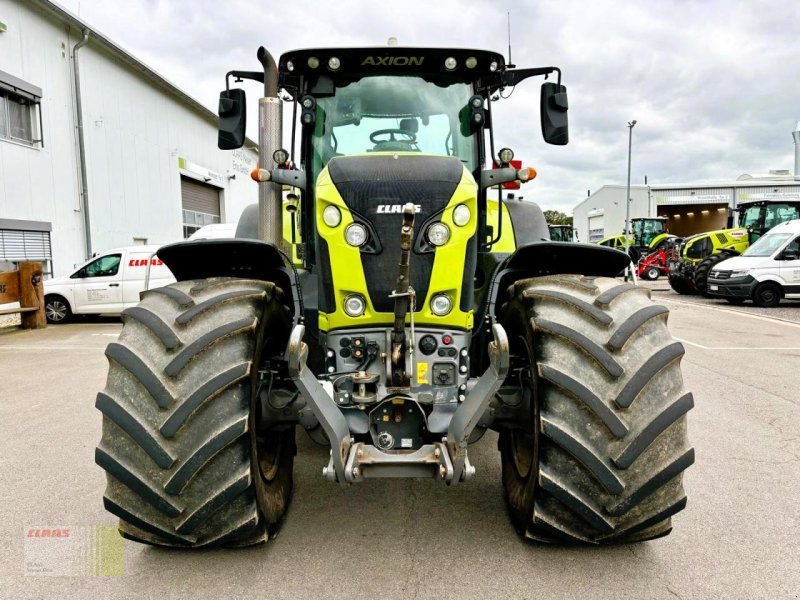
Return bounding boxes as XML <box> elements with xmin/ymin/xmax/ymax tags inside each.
<box><xmin>369</xmin><ymin>128</ymin><xmax>417</xmax><ymax>144</ymax></box>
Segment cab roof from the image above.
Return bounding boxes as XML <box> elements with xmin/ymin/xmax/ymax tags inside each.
<box><xmin>278</xmin><ymin>46</ymin><xmax>507</xmax><ymax>92</ymax></box>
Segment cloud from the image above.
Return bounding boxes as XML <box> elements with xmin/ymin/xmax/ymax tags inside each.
<box><xmin>58</xmin><ymin>0</ymin><xmax>800</xmax><ymax>213</ymax></box>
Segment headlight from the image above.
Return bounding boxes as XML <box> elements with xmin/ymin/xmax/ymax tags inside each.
<box><xmin>327</xmin><ymin>56</ymin><xmax>341</xmax><ymax>71</ymax></box>
<box><xmin>430</xmin><ymin>294</ymin><xmax>453</xmax><ymax>316</ymax></box>
<box><xmin>452</xmin><ymin>204</ymin><xmax>470</xmax><ymax>227</ymax></box>
<box><xmin>272</xmin><ymin>148</ymin><xmax>289</xmax><ymax>165</ymax></box>
<box><xmin>343</xmin><ymin>294</ymin><xmax>366</xmax><ymax>317</ymax></box>
<box><xmin>322</xmin><ymin>205</ymin><xmax>341</xmax><ymax>227</ymax></box>
<box><xmin>344</xmin><ymin>223</ymin><xmax>368</xmax><ymax>247</ymax></box>
<box><xmin>498</xmin><ymin>147</ymin><xmax>515</xmax><ymax>164</ymax></box>
<box><xmin>444</xmin><ymin>57</ymin><xmax>457</xmax><ymax>71</ymax></box>
<box><xmin>427</xmin><ymin>222</ymin><xmax>450</xmax><ymax>246</ymax></box>
<box><xmin>729</xmin><ymin>269</ymin><xmax>750</xmax><ymax>278</ymax></box>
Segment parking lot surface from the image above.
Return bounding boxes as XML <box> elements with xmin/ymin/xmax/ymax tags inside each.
<box><xmin>1</xmin><ymin>289</ymin><xmax>799</xmax><ymax>600</ymax></box>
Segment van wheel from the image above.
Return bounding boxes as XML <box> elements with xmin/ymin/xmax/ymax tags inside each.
<box><xmin>45</xmin><ymin>295</ymin><xmax>72</xmax><ymax>324</ymax></box>
<box><xmin>752</xmin><ymin>282</ymin><xmax>782</xmax><ymax>308</ymax></box>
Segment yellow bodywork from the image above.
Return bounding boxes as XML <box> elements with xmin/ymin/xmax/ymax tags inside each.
<box><xmin>314</xmin><ymin>161</ymin><xmax>484</xmax><ymax>332</ymax></box>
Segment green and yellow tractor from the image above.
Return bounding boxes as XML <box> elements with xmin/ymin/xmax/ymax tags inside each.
<box><xmin>668</xmin><ymin>200</ymin><xmax>800</xmax><ymax>295</ymax></box>
<box><xmin>94</xmin><ymin>43</ymin><xmax>693</xmax><ymax>548</ymax></box>
<box><xmin>548</xmin><ymin>223</ymin><xmax>578</xmax><ymax>242</ymax></box>
<box><xmin>597</xmin><ymin>217</ymin><xmax>674</xmax><ymax>263</ymax></box>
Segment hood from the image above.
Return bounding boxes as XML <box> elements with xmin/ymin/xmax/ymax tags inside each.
<box><xmin>711</xmin><ymin>255</ymin><xmax>771</xmax><ymax>271</ymax></box>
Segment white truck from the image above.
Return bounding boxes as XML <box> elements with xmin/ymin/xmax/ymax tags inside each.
<box><xmin>43</xmin><ymin>245</ymin><xmax>175</xmax><ymax>323</ymax></box>
<box><xmin>707</xmin><ymin>219</ymin><xmax>800</xmax><ymax>307</ymax></box>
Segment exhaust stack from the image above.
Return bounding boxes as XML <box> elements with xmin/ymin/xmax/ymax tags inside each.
<box><xmin>793</xmin><ymin>120</ymin><xmax>800</xmax><ymax>181</ymax></box>
<box><xmin>256</xmin><ymin>47</ymin><xmax>284</xmax><ymax>247</ymax></box>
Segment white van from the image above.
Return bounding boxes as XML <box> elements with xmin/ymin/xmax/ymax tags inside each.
<box><xmin>707</xmin><ymin>219</ymin><xmax>800</xmax><ymax>307</ymax></box>
<box><xmin>43</xmin><ymin>245</ymin><xmax>175</xmax><ymax>323</ymax></box>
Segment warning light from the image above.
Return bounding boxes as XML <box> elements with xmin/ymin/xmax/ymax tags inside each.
<box><xmin>442</xmin><ymin>335</ymin><xmax>453</xmax><ymax>345</ymax></box>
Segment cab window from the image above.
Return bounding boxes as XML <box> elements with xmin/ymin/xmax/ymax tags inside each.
<box><xmin>785</xmin><ymin>237</ymin><xmax>800</xmax><ymax>258</ymax></box>
<box><xmin>79</xmin><ymin>254</ymin><xmax>122</xmax><ymax>278</ymax></box>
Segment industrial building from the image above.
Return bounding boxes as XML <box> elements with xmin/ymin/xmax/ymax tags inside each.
<box><xmin>0</xmin><ymin>0</ymin><xmax>258</xmax><ymax>277</ymax></box>
<box><xmin>573</xmin><ymin>125</ymin><xmax>800</xmax><ymax>243</ymax></box>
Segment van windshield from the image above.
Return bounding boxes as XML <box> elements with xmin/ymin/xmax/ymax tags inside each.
<box><xmin>743</xmin><ymin>232</ymin><xmax>792</xmax><ymax>257</ymax></box>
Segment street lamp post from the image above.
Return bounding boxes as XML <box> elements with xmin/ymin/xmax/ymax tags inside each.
<box><xmin>624</xmin><ymin>120</ymin><xmax>637</xmax><ymax>261</ymax></box>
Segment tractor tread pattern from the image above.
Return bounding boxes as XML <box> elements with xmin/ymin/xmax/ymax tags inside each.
<box><xmin>606</xmin><ymin>305</ymin><xmax>669</xmax><ymax>351</ymax></box>
<box><xmin>104</xmin><ymin>343</ymin><xmax>172</xmax><ymax>409</ymax></box>
<box><xmin>538</xmin><ymin>364</ymin><xmax>629</xmax><ymax>437</ymax></box>
<box><xmin>500</xmin><ymin>275</ymin><xmax>693</xmax><ymax>544</ymax></box>
<box><xmin>532</xmin><ymin>318</ymin><xmax>624</xmax><ymax>378</ymax></box>
<box><xmin>121</xmin><ymin>307</ymin><xmax>182</xmax><ymax>349</ymax></box>
<box><xmin>522</xmin><ymin>289</ymin><xmax>613</xmax><ymax>326</ymax></box>
<box><xmin>95</xmin><ymin>392</ymin><xmax>175</xmax><ymax>469</ymax></box>
<box><xmin>97</xmin><ymin>278</ymin><xmax>283</xmax><ymax>548</ymax></box>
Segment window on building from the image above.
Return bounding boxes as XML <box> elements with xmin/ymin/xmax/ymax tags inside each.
<box><xmin>0</xmin><ymin>90</ymin><xmax>41</xmax><ymax>147</ymax></box>
<box><xmin>588</xmin><ymin>228</ymin><xmax>605</xmax><ymax>242</ymax></box>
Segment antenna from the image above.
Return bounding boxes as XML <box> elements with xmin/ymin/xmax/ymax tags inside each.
<box><xmin>507</xmin><ymin>12</ymin><xmax>515</xmax><ymax>68</ymax></box>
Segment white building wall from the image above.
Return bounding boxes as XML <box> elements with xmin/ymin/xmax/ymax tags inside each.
<box><xmin>0</xmin><ymin>0</ymin><xmax>84</xmax><ymax>274</ymax></box>
<box><xmin>0</xmin><ymin>0</ymin><xmax>258</xmax><ymax>276</ymax></box>
<box><xmin>572</xmin><ymin>186</ymin><xmax>649</xmax><ymax>243</ymax></box>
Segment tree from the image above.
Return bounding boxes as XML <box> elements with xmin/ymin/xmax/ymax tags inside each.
<box><xmin>543</xmin><ymin>210</ymin><xmax>573</xmax><ymax>226</ymax></box>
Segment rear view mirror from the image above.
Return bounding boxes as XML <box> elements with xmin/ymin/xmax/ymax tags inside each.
<box><xmin>218</xmin><ymin>88</ymin><xmax>246</xmax><ymax>150</ymax></box>
<box><xmin>540</xmin><ymin>82</ymin><xmax>569</xmax><ymax>145</ymax></box>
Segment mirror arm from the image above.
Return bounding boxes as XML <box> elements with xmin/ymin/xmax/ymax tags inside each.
<box><xmin>480</xmin><ymin>167</ymin><xmax>518</xmax><ymax>190</ymax></box>
<box><xmin>225</xmin><ymin>70</ymin><xmax>265</xmax><ymax>91</ymax></box>
<box><xmin>502</xmin><ymin>66</ymin><xmax>561</xmax><ymax>88</ymax></box>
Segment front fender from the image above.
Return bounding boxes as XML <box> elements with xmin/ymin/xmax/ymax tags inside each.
<box><xmin>485</xmin><ymin>241</ymin><xmax>630</xmax><ymax>319</ymax></box>
<box><xmin>157</xmin><ymin>239</ymin><xmax>299</xmax><ymax>317</ymax></box>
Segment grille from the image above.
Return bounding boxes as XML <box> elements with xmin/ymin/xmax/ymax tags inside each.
<box><xmin>710</xmin><ymin>270</ymin><xmax>731</xmax><ymax>280</ymax></box>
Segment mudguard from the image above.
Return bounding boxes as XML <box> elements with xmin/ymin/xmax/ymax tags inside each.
<box><xmin>157</xmin><ymin>239</ymin><xmax>300</xmax><ymax>318</ymax></box>
<box><xmin>484</xmin><ymin>241</ymin><xmax>630</xmax><ymax>320</ymax></box>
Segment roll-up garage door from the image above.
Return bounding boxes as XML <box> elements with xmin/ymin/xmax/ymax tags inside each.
<box><xmin>181</xmin><ymin>176</ymin><xmax>220</xmax><ymax>238</ymax></box>
<box><xmin>588</xmin><ymin>215</ymin><xmax>605</xmax><ymax>242</ymax></box>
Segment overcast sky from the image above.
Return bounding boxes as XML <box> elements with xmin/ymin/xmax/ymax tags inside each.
<box><xmin>59</xmin><ymin>0</ymin><xmax>800</xmax><ymax>214</ymax></box>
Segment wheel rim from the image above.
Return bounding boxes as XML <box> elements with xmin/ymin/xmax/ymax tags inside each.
<box><xmin>759</xmin><ymin>288</ymin><xmax>777</xmax><ymax>304</ymax></box>
<box><xmin>648</xmin><ymin>268</ymin><xmax>659</xmax><ymax>279</ymax></box>
<box><xmin>46</xmin><ymin>300</ymin><xmax>66</xmax><ymax>321</ymax></box>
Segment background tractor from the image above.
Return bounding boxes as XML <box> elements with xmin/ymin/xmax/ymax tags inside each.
<box><xmin>668</xmin><ymin>200</ymin><xmax>800</xmax><ymax>295</ymax></box>
<box><xmin>95</xmin><ymin>43</ymin><xmax>693</xmax><ymax>548</ymax></box>
<box><xmin>597</xmin><ymin>217</ymin><xmax>673</xmax><ymax>263</ymax></box>
<box><xmin>547</xmin><ymin>223</ymin><xmax>577</xmax><ymax>242</ymax></box>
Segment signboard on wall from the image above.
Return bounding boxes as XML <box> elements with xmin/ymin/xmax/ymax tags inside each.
<box><xmin>739</xmin><ymin>191</ymin><xmax>800</xmax><ymax>201</ymax></box>
<box><xmin>656</xmin><ymin>193</ymin><xmax>731</xmax><ymax>205</ymax></box>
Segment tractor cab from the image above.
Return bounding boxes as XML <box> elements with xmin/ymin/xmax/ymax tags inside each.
<box><xmin>631</xmin><ymin>217</ymin><xmax>668</xmax><ymax>249</ymax></box>
<box><xmin>548</xmin><ymin>224</ymin><xmax>577</xmax><ymax>242</ymax></box>
<box><xmin>738</xmin><ymin>200</ymin><xmax>800</xmax><ymax>244</ymax></box>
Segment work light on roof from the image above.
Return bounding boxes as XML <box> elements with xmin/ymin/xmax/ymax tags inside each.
<box><xmin>328</xmin><ymin>56</ymin><xmax>341</xmax><ymax>71</ymax></box>
<box><xmin>465</xmin><ymin>56</ymin><xmax>478</xmax><ymax>69</ymax></box>
<box><xmin>307</xmin><ymin>56</ymin><xmax>320</xmax><ymax>69</ymax></box>
<box><xmin>489</xmin><ymin>60</ymin><xmax>499</xmax><ymax>72</ymax></box>
<box><xmin>444</xmin><ymin>57</ymin><xmax>457</xmax><ymax>71</ymax></box>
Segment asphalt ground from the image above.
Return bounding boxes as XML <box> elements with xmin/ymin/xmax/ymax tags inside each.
<box><xmin>1</xmin><ymin>288</ymin><xmax>799</xmax><ymax>600</ymax></box>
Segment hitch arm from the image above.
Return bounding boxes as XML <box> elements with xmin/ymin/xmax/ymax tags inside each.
<box><xmin>390</xmin><ymin>203</ymin><xmax>417</xmax><ymax>388</ymax></box>
<box><xmin>446</xmin><ymin>324</ymin><xmax>510</xmax><ymax>483</ymax></box>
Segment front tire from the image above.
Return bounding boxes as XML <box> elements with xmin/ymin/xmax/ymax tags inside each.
<box><xmin>96</xmin><ymin>278</ymin><xmax>294</xmax><ymax>547</ymax></box>
<box><xmin>499</xmin><ymin>275</ymin><xmax>694</xmax><ymax>544</ymax></box>
<box><xmin>752</xmin><ymin>282</ymin><xmax>782</xmax><ymax>308</ymax></box>
<box><xmin>45</xmin><ymin>295</ymin><xmax>72</xmax><ymax>324</ymax></box>
<box><xmin>668</xmin><ymin>274</ymin><xmax>695</xmax><ymax>295</ymax></box>
<box><xmin>694</xmin><ymin>254</ymin><xmax>730</xmax><ymax>296</ymax></box>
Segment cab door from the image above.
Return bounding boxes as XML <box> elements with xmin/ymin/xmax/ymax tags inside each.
<box><xmin>70</xmin><ymin>253</ymin><xmax>124</xmax><ymax>314</ymax></box>
<box><xmin>779</xmin><ymin>236</ymin><xmax>800</xmax><ymax>298</ymax></box>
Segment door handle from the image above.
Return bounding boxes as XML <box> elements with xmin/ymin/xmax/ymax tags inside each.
<box><xmin>109</xmin><ymin>283</ymin><xmax>120</xmax><ymax>287</ymax></box>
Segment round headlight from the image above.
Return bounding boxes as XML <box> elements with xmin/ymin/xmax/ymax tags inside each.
<box><xmin>272</xmin><ymin>148</ymin><xmax>289</xmax><ymax>165</ymax></box>
<box><xmin>498</xmin><ymin>147</ymin><xmax>515</xmax><ymax>164</ymax></box>
<box><xmin>430</xmin><ymin>294</ymin><xmax>452</xmax><ymax>316</ymax></box>
<box><xmin>444</xmin><ymin>57</ymin><xmax>457</xmax><ymax>71</ymax></box>
<box><xmin>344</xmin><ymin>294</ymin><xmax>366</xmax><ymax>317</ymax></box>
<box><xmin>489</xmin><ymin>60</ymin><xmax>499</xmax><ymax>72</ymax></box>
<box><xmin>322</xmin><ymin>205</ymin><xmax>341</xmax><ymax>228</ymax></box>
<box><xmin>453</xmin><ymin>204</ymin><xmax>471</xmax><ymax>227</ymax></box>
<box><xmin>328</xmin><ymin>56</ymin><xmax>341</xmax><ymax>71</ymax></box>
<box><xmin>307</xmin><ymin>56</ymin><xmax>320</xmax><ymax>69</ymax></box>
<box><xmin>465</xmin><ymin>56</ymin><xmax>478</xmax><ymax>69</ymax></box>
<box><xmin>286</xmin><ymin>60</ymin><xmax>295</xmax><ymax>72</ymax></box>
<box><xmin>344</xmin><ymin>223</ymin><xmax>368</xmax><ymax>246</ymax></box>
<box><xmin>427</xmin><ymin>222</ymin><xmax>450</xmax><ymax>246</ymax></box>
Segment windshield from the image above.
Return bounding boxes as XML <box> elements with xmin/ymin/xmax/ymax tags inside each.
<box><xmin>632</xmin><ymin>219</ymin><xmax>666</xmax><ymax>247</ymax></box>
<box><xmin>740</xmin><ymin>204</ymin><xmax>800</xmax><ymax>230</ymax></box>
<box><xmin>310</xmin><ymin>76</ymin><xmax>476</xmax><ymax>182</ymax></box>
<box><xmin>743</xmin><ymin>232</ymin><xmax>793</xmax><ymax>257</ymax></box>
